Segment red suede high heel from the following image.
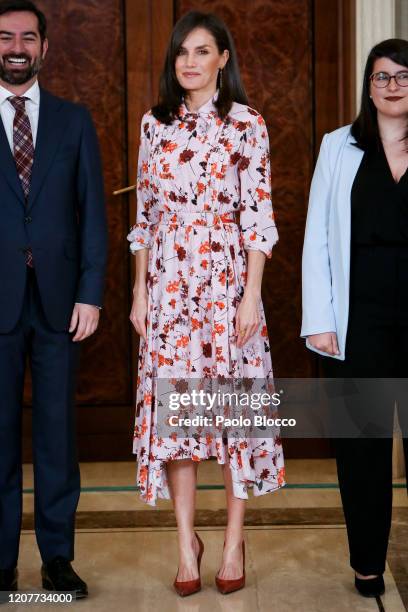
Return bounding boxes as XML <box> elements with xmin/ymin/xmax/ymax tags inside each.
<box><xmin>215</xmin><ymin>541</ymin><xmax>245</xmax><ymax>594</ymax></box>
<box><xmin>173</xmin><ymin>532</ymin><xmax>204</xmax><ymax>597</ymax></box>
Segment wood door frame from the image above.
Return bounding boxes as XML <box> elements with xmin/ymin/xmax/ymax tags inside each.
<box><xmin>125</xmin><ymin>0</ymin><xmax>174</xmax><ymax>399</ymax></box>
<box><xmin>293</xmin><ymin>0</ymin><xmax>355</xmax><ymax>458</ymax></box>
<box><xmin>313</xmin><ymin>0</ymin><xmax>356</xmax><ymax>152</ymax></box>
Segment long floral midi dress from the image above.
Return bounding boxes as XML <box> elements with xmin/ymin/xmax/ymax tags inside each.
<box><xmin>127</xmin><ymin>93</ymin><xmax>285</xmax><ymax>505</ymax></box>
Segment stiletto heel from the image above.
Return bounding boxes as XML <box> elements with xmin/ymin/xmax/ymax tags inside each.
<box><xmin>173</xmin><ymin>532</ymin><xmax>204</xmax><ymax>597</ymax></box>
<box><xmin>215</xmin><ymin>541</ymin><xmax>245</xmax><ymax>594</ymax></box>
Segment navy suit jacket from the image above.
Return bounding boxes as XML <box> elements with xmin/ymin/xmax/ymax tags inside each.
<box><xmin>0</xmin><ymin>88</ymin><xmax>108</xmax><ymax>333</ymax></box>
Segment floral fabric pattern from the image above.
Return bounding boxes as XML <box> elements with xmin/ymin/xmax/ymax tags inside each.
<box><xmin>128</xmin><ymin>95</ymin><xmax>285</xmax><ymax>505</ymax></box>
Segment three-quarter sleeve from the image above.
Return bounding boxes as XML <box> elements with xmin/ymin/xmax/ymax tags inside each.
<box><xmin>127</xmin><ymin>113</ymin><xmax>156</xmax><ymax>253</ymax></box>
<box><xmin>239</xmin><ymin>114</ymin><xmax>278</xmax><ymax>259</ymax></box>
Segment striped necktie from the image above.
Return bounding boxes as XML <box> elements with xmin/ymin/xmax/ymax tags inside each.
<box><xmin>9</xmin><ymin>96</ymin><xmax>34</xmax><ymax>267</ymax></box>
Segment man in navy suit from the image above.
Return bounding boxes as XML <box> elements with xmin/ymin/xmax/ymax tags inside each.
<box><xmin>0</xmin><ymin>0</ymin><xmax>107</xmax><ymax>599</ymax></box>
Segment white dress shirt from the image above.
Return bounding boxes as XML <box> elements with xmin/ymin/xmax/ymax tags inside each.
<box><xmin>0</xmin><ymin>79</ymin><xmax>100</xmax><ymax>311</ymax></box>
<box><xmin>0</xmin><ymin>79</ymin><xmax>40</xmax><ymax>150</ymax></box>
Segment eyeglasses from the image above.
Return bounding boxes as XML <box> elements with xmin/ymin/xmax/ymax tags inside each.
<box><xmin>370</xmin><ymin>71</ymin><xmax>408</xmax><ymax>88</ymax></box>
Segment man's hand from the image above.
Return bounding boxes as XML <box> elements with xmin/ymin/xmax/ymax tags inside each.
<box><xmin>69</xmin><ymin>303</ymin><xmax>100</xmax><ymax>342</ymax></box>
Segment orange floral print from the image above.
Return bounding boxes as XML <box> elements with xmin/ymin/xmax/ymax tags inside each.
<box><xmin>127</xmin><ymin>94</ymin><xmax>284</xmax><ymax>506</ymax></box>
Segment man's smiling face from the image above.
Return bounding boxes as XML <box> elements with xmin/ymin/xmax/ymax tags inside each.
<box><xmin>0</xmin><ymin>10</ymin><xmax>47</xmax><ymax>87</ymax></box>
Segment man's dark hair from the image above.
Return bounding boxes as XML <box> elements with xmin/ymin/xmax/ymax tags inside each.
<box><xmin>351</xmin><ymin>38</ymin><xmax>408</xmax><ymax>151</ymax></box>
<box><xmin>152</xmin><ymin>11</ymin><xmax>248</xmax><ymax>124</ymax></box>
<box><xmin>0</xmin><ymin>0</ymin><xmax>47</xmax><ymax>42</ymax></box>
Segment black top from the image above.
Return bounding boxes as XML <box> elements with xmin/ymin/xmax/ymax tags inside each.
<box><xmin>351</xmin><ymin>143</ymin><xmax>408</xmax><ymax>245</ymax></box>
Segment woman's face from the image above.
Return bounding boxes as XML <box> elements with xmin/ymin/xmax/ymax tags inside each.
<box><xmin>370</xmin><ymin>57</ymin><xmax>408</xmax><ymax>119</ymax></box>
<box><xmin>175</xmin><ymin>27</ymin><xmax>229</xmax><ymax>95</ymax></box>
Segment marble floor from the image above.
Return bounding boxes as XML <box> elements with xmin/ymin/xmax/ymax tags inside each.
<box><xmin>4</xmin><ymin>459</ymin><xmax>407</xmax><ymax>611</ymax></box>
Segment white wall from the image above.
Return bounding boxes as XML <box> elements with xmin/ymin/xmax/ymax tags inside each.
<box><xmin>396</xmin><ymin>0</ymin><xmax>408</xmax><ymax>38</ymax></box>
<box><xmin>355</xmin><ymin>0</ymin><xmax>395</xmax><ymax>108</ymax></box>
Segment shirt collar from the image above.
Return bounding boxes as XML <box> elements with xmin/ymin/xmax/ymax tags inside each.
<box><xmin>0</xmin><ymin>79</ymin><xmax>40</xmax><ymax>107</ymax></box>
<box><xmin>179</xmin><ymin>89</ymin><xmax>218</xmax><ymax>119</ymax></box>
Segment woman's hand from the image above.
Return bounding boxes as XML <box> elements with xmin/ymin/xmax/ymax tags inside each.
<box><xmin>307</xmin><ymin>332</ymin><xmax>340</xmax><ymax>355</ymax></box>
<box><xmin>130</xmin><ymin>288</ymin><xmax>148</xmax><ymax>341</ymax></box>
<box><xmin>236</xmin><ymin>292</ymin><xmax>261</xmax><ymax>348</ymax></box>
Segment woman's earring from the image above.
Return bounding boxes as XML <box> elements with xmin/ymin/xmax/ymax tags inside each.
<box><xmin>219</xmin><ymin>68</ymin><xmax>223</xmax><ymax>90</ymax></box>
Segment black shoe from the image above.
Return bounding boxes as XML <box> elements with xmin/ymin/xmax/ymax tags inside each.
<box><xmin>0</xmin><ymin>568</ymin><xmax>18</xmax><ymax>591</ymax></box>
<box><xmin>0</xmin><ymin>569</ymin><xmax>18</xmax><ymax>604</ymax></box>
<box><xmin>355</xmin><ymin>574</ymin><xmax>385</xmax><ymax>598</ymax></box>
<box><xmin>41</xmin><ymin>557</ymin><xmax>88</xmax><ymax>599</ymax></box>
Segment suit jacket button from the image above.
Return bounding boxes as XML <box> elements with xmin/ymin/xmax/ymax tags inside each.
<box><xmin>25</xmin><ymin>216</ymin><xmax>32</xmax><ymax>223</ymax></box>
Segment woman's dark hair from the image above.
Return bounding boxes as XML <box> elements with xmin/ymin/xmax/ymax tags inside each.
<box><xmin>351</xmin><ymin>38</ymin><xmax>408</xmax><ymax>150</ymax></box>
<box><xmin>152</xmin><ymin>11</ymin><xmax>248</xmax><ymax>124</ymax></box>
<box><xmin>0</xmin><ymin>0</ymin><xmax>47</xmax><ymax>42</ymax></box>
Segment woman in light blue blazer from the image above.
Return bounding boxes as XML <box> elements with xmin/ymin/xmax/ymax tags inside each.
<box><xmin>302</xmin><ymin>39</ymin><xmax>408</xmax><ymax>598</ymax></box>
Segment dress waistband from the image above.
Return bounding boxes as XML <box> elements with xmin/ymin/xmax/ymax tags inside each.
<box><xmin>157</xmin><ymin>210</ymin><xmax>239</xmax><ymax>227</ymax></box>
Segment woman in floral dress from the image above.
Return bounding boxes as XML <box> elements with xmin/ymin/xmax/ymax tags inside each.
<box><xmin>128</xmin><ymin>10</ymin><xmax>285</xmax><ymax>596</ymax></box>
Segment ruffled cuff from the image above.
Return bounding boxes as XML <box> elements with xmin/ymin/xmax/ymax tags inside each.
<box><xmin>242</xmin><ymin>224</ymin><xmax>279</xmax><ymax>259</ymax></box>
<box><xmin>127</xmin><ymin>223</ymin><xmax>153</xmax><ymax>253</ymax></box>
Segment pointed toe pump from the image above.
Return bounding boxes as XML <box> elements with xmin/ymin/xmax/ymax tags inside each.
<box><xmin>215</xmin><ymin>541</ymin><xmax>245</xmax><ymax>594</ymax></box>
<box><xmin>174</xmin><ymin>532</ymin><xmax>204</xmax><ymax>597</ymax></box>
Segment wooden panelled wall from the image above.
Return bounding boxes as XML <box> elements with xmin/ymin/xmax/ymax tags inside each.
<box><xmin>176</xmin><ymin>0</ymin><xmax>314</xmax><ymax>381</ymax></box>
<box><xmin>35</xmin><ymin>0</ymin><xmax>130</xmax><ymax>403</ymax></box>
<box><xmin>22</xmin><ymin>0</ymin><xmax>354</xmax><ymax>460</ymax></box>
<box><xmin>23</xmin><ymin>0</ymin><xmax>132</xmax><ymax>460</ymax></box>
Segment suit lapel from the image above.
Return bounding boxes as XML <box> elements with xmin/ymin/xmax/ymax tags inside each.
<box><xmin>0</xmin><ymin>113</ymin><xmax>25</xmax><ymax>205</ymax></box>
<box><xmin>27</xmin><ymin>88</ymin><xmax>68</xmax><ymax>210</ymax></box>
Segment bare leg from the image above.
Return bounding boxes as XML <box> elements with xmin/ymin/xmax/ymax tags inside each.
<box><xmin>167</xmin><ymin>459</ymin><xmax>200</xmax><ymax>582</ymax></box>
<box><xmin>217</xmin><ymin>462</ymin><xmax>245</xmax><ymax>580</ymax></box>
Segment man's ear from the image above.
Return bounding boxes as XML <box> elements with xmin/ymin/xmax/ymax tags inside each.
<box><xmin>41</xmin><ymin>38</ymin><xmax>49</xmax><ymax>60</ymax></box>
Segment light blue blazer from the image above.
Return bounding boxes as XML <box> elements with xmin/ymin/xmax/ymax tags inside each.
<box><xmin>301</xmin><ymin>124</ymin><xmax>365</xmax><ymax>360</ymax></box>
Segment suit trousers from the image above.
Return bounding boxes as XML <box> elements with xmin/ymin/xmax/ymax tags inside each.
<box><xmin>321</xmin><ymin>244</ymin><xmax>408</xmax><ymax>575</ymax></box>
<box><xmin>0</xmin><ymin>267</ymin><xmax>80</xmax><ymax>569</ymax></box>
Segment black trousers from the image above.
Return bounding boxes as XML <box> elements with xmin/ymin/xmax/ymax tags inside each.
<box><xmin>0</xmin><ymin>268</ymin><xmax>80</xmax><ymax>569</ymax></box>
<box><xmin>321</xmin><ymin>245</ymin><xmax>408</xmax><ymax>575</ymax></box>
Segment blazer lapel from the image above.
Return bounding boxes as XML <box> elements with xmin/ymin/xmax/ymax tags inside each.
<box><xmin>337</xmin><ymin>132</ymin><xmax>364</xmax><ymax>281</ymax></box>
<box><xmin>0</xmin><ymin>115</ymin><xmax>25</xmax><ymax>205</ymax></box>
<box><xmin>27</xmin><ymin>89</ymin><xmax>67</xmax><ymax>211</ymax></box>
